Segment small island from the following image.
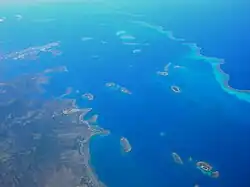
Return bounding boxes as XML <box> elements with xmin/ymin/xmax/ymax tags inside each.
<box><xmin>171</xmin><ymin>85</ymin><xmax>181</xmax><ymax>93</ymax></box>
<box><xmin>196</xmin><ymin>161</ymin><xmax>219</xmax><ymax>178</ymax></box>
<box><xmin>120</xmin><ymin>87</ymin><xmax>132</xmax><ymax>95</ymax></box>
<box><xmin>172</xmin><ymin>152</ymin><xmax>183</xmax><ymax>164</ymax></box>
<box><xmin>105</xmin><ymin>82</ymin><xmax>132</xmax><ymax>95</ymax></box>
<box><xmin>120</xmin><ymin>137</ymin><xmax>132</xmax><ymax>153</ymax></box>
<box><xmin>82</xmin><ymin>93</ymin><xmax>94</xmax><ymax>101</ymax></box>
<box><xmin>157</xmin><ymin>71</ymin><xmax>168</xmax><ymax>76</ymax></box>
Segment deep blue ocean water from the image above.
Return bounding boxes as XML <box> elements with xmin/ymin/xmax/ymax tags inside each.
<box><xmin>1</xmin><ymin>1</ymin><xmax>250</xmax><ymax>187</ymax></box>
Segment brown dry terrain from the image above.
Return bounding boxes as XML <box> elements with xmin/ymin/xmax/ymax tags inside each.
<box><xmin>0</xmin><ymin>72</ymin><xmax>107</xmax><ymax>187</ymax></box>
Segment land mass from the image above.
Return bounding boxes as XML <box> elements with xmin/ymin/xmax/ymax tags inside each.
<box><xmin>0</xmin><ymin>70</ymin><xmax>109</xmax><ymax>187</ymax></box>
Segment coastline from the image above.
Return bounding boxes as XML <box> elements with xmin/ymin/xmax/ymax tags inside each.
<box><xmin>85</xmin><ymin>136</ymin><xmax>107</xmax><ymax>187</ymax></box>
<box><xmin>0</xmin><ymin>70</ymin><xmax>112</xmax><ymax>187</ymax></box>
<box><xmin>85</xmin><ymin>129</ymin><xmax>110</xmax><ymax>187</ymax></box>
<box><xmin>77</xmin><ymin>108</ymin><xmax>110</xmax><ymax>187</ymax></box>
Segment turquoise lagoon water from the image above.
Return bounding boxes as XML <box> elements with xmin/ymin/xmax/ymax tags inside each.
<box><xmin>1</xmin><ymin>1</ymin><xmax>250</xmax><ymax>187</ymax></box>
